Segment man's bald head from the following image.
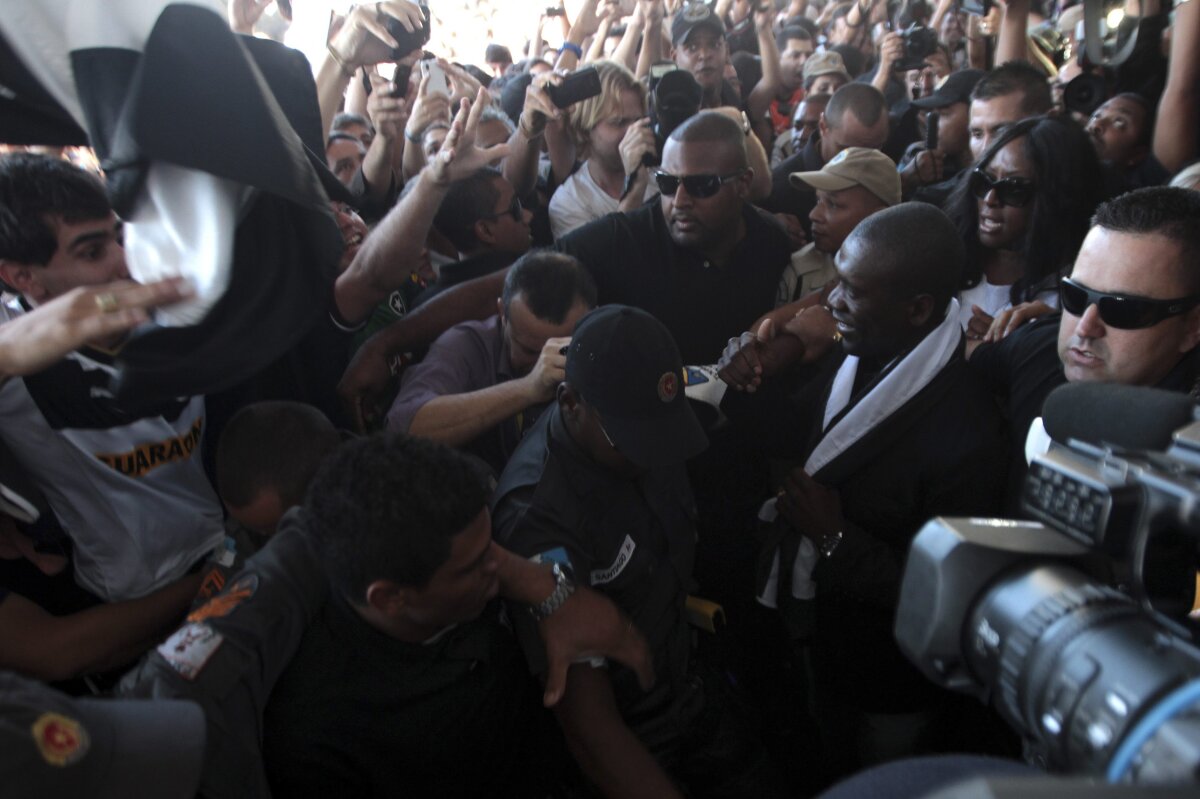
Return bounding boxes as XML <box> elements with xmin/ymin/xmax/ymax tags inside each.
<box><xmin>846</xmin><ymin>202</ymin><xmax>963</xmax><ymax>314</ymax></box>
<box><xmin>820</xmin><ymin>83</ymin><xmax>889</xmax><ymax>159</ymax></box>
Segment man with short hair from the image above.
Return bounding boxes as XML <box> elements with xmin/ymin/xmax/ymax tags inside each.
<box><xmin>0</xmin><ymin>154</ymin><xmax>224</xmax><ymax>602</ymax></box>
<box><xmin>416</xmin><ymin>167</ymin><xmax>533</xmax><ymax>308</ymax></box>
<box><xmin>762</xmin><ymin>26</ymin><xmax>817</xmax><ymax>136</ymax></box>
<box><xmin>778</xmin><ymin>147</ymin><xmax>901</xmax><ymax>304</ymax></box>
<box><xmin>262</xmin><ymin>434</ymin><xmax>545</xmax><ymax>797</ymax></box>
<box><xmin>772</xmin><ymin>92</ymin><xmax>829</xmax><ymax>168</ymax></box>
<box><xmin>1087</xmin><ymin>93</ymin><xmax>1169</xmax><ymax>189</ymax></box>
<box><xmin>388</xmin><ymin>250</ymin><xmax>596</xmax><ymax>474</ymax></box>
<box><xmin>764</xmin><ymin>83</ymin><xmax>891</xmax><ymax>236</ymax></box>
<box><xmin>558</xmin><ymin>112</ymin><xmax>792</xmax><ymax>362</ymax></box>
<box><xmin>720</xmin><ymin>202</ymin><xmax>1007</xmax><ymax>780</ymax></box>
<box><xmin>901</xmin><ymin>69</ymin><xmax>984</xmax><ymax>203</ymax></box>
<box><xmin>671</xmin><ymin>2</ymin><xmax>740</xmax><ymax>109</ymax></box>
<box><xmin>215</xmin><ymin>401</ymin><xmax>342</xmax><ymax>537</ymax></box>
<box><xmin>971</xmin><ymin>187</ymin><xmax>1200</xmax><ymax>508</ymax></box>
<box><xmin>968</xmin><ymin>61</ymin><xmax>1054</xmax><ymax>162</ymax></box>
<box><xmin>326</xmin><ymin>132</ymin><xmax>368</xmax><ymax>188</ymax></box>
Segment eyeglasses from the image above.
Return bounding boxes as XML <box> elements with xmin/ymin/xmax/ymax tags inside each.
<box><xmin>1059</xmin><ymin>277</ymin><xmax>1200</xmax><ymax>330</ymax></box>
<box><xmin>653</xmin><ymin>170</ymin><xmax>747</xmax><ymax>199</ymax></box>
<box><xmin>480</xmin><ymin>194</ymin><xmax>523</xmax><ymax>222</ymax></box>
<box><xmin>969</xmin><ymin>168</ymin><xmax>1036</xmax><ymax>208</ymax></box>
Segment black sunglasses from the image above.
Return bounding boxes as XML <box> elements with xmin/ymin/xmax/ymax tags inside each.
<box><xmin>481</xmin><ymin>194</ymin><xmax>523</xmax><ymax>222</ymax></box>
<box><xmin>653</xmin><ymin>169</ymin><xmax>746</xmax><ymax>199</ymax></box>
<box><xmin>969</xmin><ymin>168</ymin><xmax>1035</xmax><ymax>208</ymax></box>
<box><xmin>1059</xmin><ymin>277</ymin><xmax>1200</xmax><ymax>330</ymax></box>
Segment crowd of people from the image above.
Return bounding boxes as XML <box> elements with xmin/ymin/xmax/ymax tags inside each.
<box><xmin>2</xmin><ymin>0</ymin><xmax>1200</xmax><ymax>796</ymax></box>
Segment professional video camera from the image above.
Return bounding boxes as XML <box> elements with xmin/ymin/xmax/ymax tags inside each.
<box><xmin>896</xmin><ymin>383</ymin><xmax>1200</xmax><ymax>786</ymax></box>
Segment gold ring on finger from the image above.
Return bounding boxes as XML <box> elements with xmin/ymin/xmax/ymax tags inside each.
<box><xmin>94</xmin><ymin>292</ymin><xmax>119</xmax><ymax>314</ymax></box>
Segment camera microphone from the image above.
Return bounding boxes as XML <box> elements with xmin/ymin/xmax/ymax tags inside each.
<box><xmin>1042</xmin><ymin>383</ymin><xmax>1199</xmax><ymax>452</ymax></box>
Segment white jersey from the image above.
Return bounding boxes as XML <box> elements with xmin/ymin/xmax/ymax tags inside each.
<box><xmin>0</xmin><ymin>301</ymin><xmax>224</xmax><ymax>601</ymax></box>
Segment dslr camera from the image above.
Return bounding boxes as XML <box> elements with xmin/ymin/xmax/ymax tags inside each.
<box><xmin>896</xmin><ymin>383</ymin><xmax>1200</xmax><ymax>786</ymax></box>
<box><xmin>895</xmin><ymin>23</ymin><xmax>940</xmax><ymax>72</ymax></box>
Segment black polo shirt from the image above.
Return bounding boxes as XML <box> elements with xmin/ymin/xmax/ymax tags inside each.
<box><xmin>556</xmin><ymin>202</ymin><xmax>791</xmax><ymax>364</ymax></box>
<box><xmin>491</xmin><ymin>406</ymin><xmax>698</xmax><ymax>755</ymax></box>
<box><xmin>262</xmin><ymin>592</ymin><xmax>542</xmax><ymax>798</ymax></box>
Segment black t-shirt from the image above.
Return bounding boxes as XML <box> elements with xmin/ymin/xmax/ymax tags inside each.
<box><xmin>969</xmin><ymin>314</ymin><xmax>1067</xmax><ymax>512</ymax></box>
<box><xmin>262</xmin><ymin>593</ymin><xmax>544</xmax><ymax>798</ymax></box>
<box><xmin>760</xmin><ymin>132</ymin><xmax>825</xmax><ymax>231</ymax></box>
<box><xmin>556</xmin><ymin>203</ymin><xmax>791</xmax><ymax>364</ymax></box>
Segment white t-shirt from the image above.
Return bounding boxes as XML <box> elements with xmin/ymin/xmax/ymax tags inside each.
<box><xmin>958</xmin><ymin>278</ymin><xmax>1059</xmax><ymax>331</ymax></box>
<box><xmin>548</xmin><ymin>160</ymin><xmax>659</xmax><ymax>240</ymax></box>
<box><xmin>0</xmin><ymin>301</ymin><xmax>224</xmax><ymax>601</ymax></box>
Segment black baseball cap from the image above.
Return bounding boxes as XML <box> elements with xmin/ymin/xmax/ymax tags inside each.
<box><xmin>671</xmin><ymin>2</ymin><xmax>726</xmax><ymax>46</ymax></box>
<box><xmin>0</xmin><ymin>671</ymin><xmax>205</xmax><ymax>799</ymax></box>
<box><xmin>566</xmin><ymin>306</ymin><xmax>708</xmax><ymax>468</ymax></box>
<box><xmin>911</xmin><ymin>69</ymin><xmax>985</xmax><ymax>110</ymax></box>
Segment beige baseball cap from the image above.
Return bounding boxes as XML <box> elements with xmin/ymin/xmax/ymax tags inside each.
<box><xmin>803</xmin><ymin>51</ymin><xmax>851</xmax><ymax>83</ymax></box>
<box><xmin>789</xmin><ymin>147</ymin><xmax>901</xmax><ymax>207</ymax></box>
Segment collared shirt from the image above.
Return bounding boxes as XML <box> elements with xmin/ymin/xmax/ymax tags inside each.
<box><xmin>386</xmin><ymin>315</ymin><xmax>541</xmax><ymax>475</ymax></box>
<box><xmin>263</xmin><ymin>593</ymin><xmax>540</xmax><ymax>798</ymax></box>
<box><xmin>777</xmin><ymin>243</ymin><xmax>836</xmax><ymax>306</ymax></box>
<box><xmin>556</xmin><ymin>202</ymin><xmax>792</xmax><ymax>363</ymax></box>
<box><xmin>491</xmin><ymin>407</ymin><xmax>698</xmax><ymax>745</ymax></box>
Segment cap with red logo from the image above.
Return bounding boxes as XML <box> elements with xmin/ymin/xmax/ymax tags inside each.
<box><xmin>565</xmin><ymin>305</ymin><xmax>708</xmax><ymax>468</ymax></box>
<box><xmin>0</xmin><ymin>670</ymin><xmax>205</xmax><ymax>799</ymax></box>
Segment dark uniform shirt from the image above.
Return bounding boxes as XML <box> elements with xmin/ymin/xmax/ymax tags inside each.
<box><xmin>556</xmin><ymin>202</ymin><xmax>791</xmax><ymax>364</ymax></box>
<box><xmin>491</xmin><ymin>407</ymin><xmax>699</xmax><ymax>755</ymax></box>
<box><xmin>761</xmin><ymin>131</ymin><xmax>826</xmax><ymax>235</ymax></box>
<box><xmin>411</xmin><ymin>249</ymin><xmax>518</xmax><ymax>309</ymax></box>
<box><xmin>262</xmin><ymin>593</ymin><xmax>541</xmax><ymax>798</ymax></box>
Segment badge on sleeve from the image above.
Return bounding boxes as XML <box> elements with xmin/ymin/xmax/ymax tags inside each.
<box><xmin>158</xmin><ymin>623</ymin><xmax>224</xmax><ymax>680</ymax></box>
<box><xmin>31</xmin><ymin>713</ymin><xmax>89</xmax><ymax>766</ymax></box>
<box><xmin>187</xmin><ymin>573</ymin><xmax>259</xmax><ymax>623</ymax></box>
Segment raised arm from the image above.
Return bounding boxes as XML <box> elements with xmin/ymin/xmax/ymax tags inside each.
<box><xmin>318</xmin><ymin>1</ymin><xmax>426</xmax><ymax>137</ymax></box>
<box><xmin>747</xmin><ymin>5</ymin><xmax>782</xmax><ymax>138</ymax></box>
<box><xmin>503</xmin><ymin>71</ymin><xmax>567</xmax><ymax>197</ymax></box>
<box><xmin>995</xmin><ymin>0</ymin><xmax>1035</xmax><ymax>69</ymax></box>
<box><xmin>334</xmin><ymin>89</ymin><xmax>510</xmax><ymax>326</ymax></box>
<box><xmin>1154</xmin><ymin>0</ymin><xmax>1200</xmax><ymax>173</ymax></box>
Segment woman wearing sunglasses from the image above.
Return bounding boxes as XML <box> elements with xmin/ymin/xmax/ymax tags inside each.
<box><xmin>946</xmin><ymin>115</ymin><xmax>1107</xmax><ymax>346</ymax></box>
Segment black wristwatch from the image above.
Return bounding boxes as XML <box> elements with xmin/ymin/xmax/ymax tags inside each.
<box><xmin>530</xmin><ymin>562</ymin><xmax>576</xmax><ymax>621</ymax></box>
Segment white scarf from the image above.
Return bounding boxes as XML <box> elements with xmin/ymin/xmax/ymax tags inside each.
<box><xmin>758</xmin><ymin>299</ymin><xmax>963</xmax><ymax>607</ymax></box>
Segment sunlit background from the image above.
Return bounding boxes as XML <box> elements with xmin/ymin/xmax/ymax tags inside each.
<box><xmin>264</xmin><ymin>0</ymin><xmax>589</xmax><ymax>71</ymax></box>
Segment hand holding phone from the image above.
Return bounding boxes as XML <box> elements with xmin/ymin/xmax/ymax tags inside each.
<box><xmin>421</xmin><ymin>59</ymin><xmax>451</xmax><ymax>99</ymax></box>
<box><xmin>545</xmin><ymin>66</ymin><xmax>603</xmax><ymax>109</ymax></box>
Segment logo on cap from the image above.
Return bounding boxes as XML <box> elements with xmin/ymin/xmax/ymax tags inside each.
<box><xmin>32</xmin><ymin>713</ymin><xmax>89</xmax><ymax>767</ymax></box>
<box><xmin>657</xmin><ymin>371</ymin><xmax>679</xmax><ymax>403</ymax></box>
<box><xmin>683</xmin><ymin>3</ymin><xmax>711</xmax><ymax>21</ymax></box>
<box><xmin>830</xmin><ymin>149</ymin><xmax>849</xmax><ymax>165</ymax></box>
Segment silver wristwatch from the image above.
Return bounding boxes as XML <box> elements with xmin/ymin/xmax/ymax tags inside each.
<box><xmin>820</xmin><ymin>530</ymin><xmax>844</xmax><ymax>559</ymax></box>
<box><xmin>530</xmin><ymin>562</ymin><xmax>576</xmax><ymax>621</ymax></box>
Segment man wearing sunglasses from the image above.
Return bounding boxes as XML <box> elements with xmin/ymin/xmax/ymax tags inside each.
<box><xmin>970</xmin><ymin>187</ymin><xmax>1200</xmax><ymax>511</ymax></box>
<box><xmin>556</xmin><ymin>111</ymin><xmax>792</xmax><ymax>363</ymax></box>
<box><xmin>413</xmin><ymin>167</ymin><xmax>533</xmax><ymax>308</ymax></box>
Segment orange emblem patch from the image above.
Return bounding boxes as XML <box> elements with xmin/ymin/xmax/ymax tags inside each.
<box><xmin>187</xmin><ymin>573</ymin><xmax>258</xmax><ymax>623</ymax></box>
<box><xmin>31</xmin><ymin>713</ymin><xmax>89</xmax><ymax>767</ymax></box>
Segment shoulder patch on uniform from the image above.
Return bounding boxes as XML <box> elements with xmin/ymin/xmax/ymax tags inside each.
<box><xmin>31</xmin><ymin>712</ymin><xmax>89</xmax><ymax>767</ymax></box>
<box><xmin>187</xmin><ymin>573</ymin><xmax>258</xmax><ymax>623</ymax></box>
<box><xmin>590</xmin><ymin>535</ymin><xmax>636</xmax><ymax>585</ymax></box>
<box><xmin>158</xmin><ymin>623</ymin><xmax>224</xmax><ymax>680</ymax></box>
